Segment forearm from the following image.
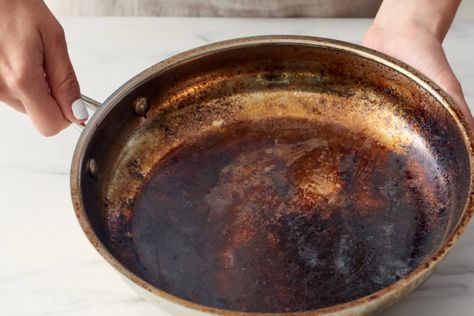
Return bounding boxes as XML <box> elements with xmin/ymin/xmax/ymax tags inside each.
<box><xmin>373</xmin><ymin>0</ymin><xmax>461</xmax><ymax>41</ymax></box>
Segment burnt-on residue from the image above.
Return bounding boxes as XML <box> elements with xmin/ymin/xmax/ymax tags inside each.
<box><xmin>128</xmin><ymin>117</ymin><xmax>448</xmax><ymax>313</ymax></box>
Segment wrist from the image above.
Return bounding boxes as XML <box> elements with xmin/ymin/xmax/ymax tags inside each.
<box><xmin>371</xmin><ymin>0</ymin><xmax>461</xmax><ymax>42</ymax></box>
<box><xmin>369</xmin><ymin>17</ymin><xmax>440</xmax><ymax>42</ymax></box>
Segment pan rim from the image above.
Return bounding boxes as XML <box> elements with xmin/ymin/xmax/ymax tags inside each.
<box><xmin>70</xmin><ymin>35</ymin><xmax>474</xmax><ymax>315</ymax></box>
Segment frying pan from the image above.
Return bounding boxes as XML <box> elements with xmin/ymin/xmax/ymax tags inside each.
<box><xmin>71</xmin><ymin>35</ymin><xmax>474</xmax><ymax>316</ymax></box>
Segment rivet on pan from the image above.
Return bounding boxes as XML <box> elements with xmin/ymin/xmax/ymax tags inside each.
<box><xmin>134</xmin><ymin>97</ymin><xmax>149</xmax><ymax>116</ymax></box>
<box><xmin>88</xmin><ymin>158</ymin><xmax>98</xmax><ymax>178</ymax></box>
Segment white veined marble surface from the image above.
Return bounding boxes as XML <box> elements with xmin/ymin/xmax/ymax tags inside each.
<box><xmin>0</xmin><ymin>17</ymin><xmax>473</xmax><ymax>316</ymax></box>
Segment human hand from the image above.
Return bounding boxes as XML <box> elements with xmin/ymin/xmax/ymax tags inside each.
<box><xmin>363</xmin><ymin>0</ymin><xmax>472</xmax><ymax>126</ymax></box>
<box><xmin>0</xmin><ymin>0</ymin><xmax>88</xmax><ymax>136</ymax></box>
<box><xmin>363</xmin><ymin>22</ymin><xmax>472</xmax><ymax>124</ymax></box>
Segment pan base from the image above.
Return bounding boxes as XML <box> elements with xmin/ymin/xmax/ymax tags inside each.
<box><xmin>131</xmin><ymin>117</ymin><xmax>447</xmax><ymax>313</ymax></box>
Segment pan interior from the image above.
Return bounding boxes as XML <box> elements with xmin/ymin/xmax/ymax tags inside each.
<box><xmin>131</xmin><ymin>117</ymin><xmax>450</xmax><ymax>312</ymax></box>
<box><xmin>81</xmin><ymin>43</ymin><xmax>470</xmax><ymax>313</ymax></box>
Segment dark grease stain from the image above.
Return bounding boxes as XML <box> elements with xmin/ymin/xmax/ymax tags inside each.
<box><xmin>130</xmin><ymin>118</ymin><xmax>447</xmax><ymax>313</ymax></box>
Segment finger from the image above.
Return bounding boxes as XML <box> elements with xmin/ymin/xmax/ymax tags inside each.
<box><xmin>431</xmin><ymin>60</ymin><xmax>473</xmax><ymax>125</ymax></box>
<box><xmin>17</xmin><ymin>65</ymin><xmax>70</xmax><ymax>136</ymax></box>
<box><xmin>0</xmin><ymin>96</ymin><xmax>26</xmax><ymax>113</ymax></box>
<box><xmin>450</xmin><ymin>94</ymin><xmax>473</xmax><ymax>128</ymax></box>
<box><xmin>434</xmin><ymin>64</ymin><xmax>465</xmax><ymax>104</ymax></box>
<box><xmin>0</xmin><ymin>78</ymin><xmax>25</xmax><ymax>112</ymax></box>
<box><xmin>41</xmin><ymin>23</ymin><xmax>88</xmax><ymax>122</ymax></box>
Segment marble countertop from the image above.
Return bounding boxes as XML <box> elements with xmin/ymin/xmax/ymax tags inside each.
<box><xmin>1</xmin><ymin>17</ymin><xmax>473</xmax><ymax>316</ymax></box>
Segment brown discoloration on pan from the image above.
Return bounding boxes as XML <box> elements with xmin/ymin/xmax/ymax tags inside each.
<box><xmin>71</xmin><ymin>36</ymin><xmax>474</xmax><ymax>315</ymax></box>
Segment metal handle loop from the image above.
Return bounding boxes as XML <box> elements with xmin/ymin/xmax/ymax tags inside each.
<box><xmin>73</xmin><ymin>95</ymin><xmax>102</xmax><ymax>132</ymax></box>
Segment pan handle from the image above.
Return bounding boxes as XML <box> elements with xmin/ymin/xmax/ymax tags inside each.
<box><xmin>80</xmin><ymin>94</ymin><xmax>102</xmax><ymax>111</ymax></box>
<box><xmin>73</xmin><ymin>95</ymin><xmax>102</xmax><ymax>132</ymax></box>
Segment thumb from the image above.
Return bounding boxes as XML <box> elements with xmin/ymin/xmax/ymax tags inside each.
<box><xmin>433</xmin><ymin>62</ymin><xmax>473</xmax><ymax>127</ymax></box>
<box><xmin>42</xmin><ymin>25</ymin><xmax>88</xmax><ymax>122</ymax></box>
<box><xmin>450</xmin><ymin>93</ymin><xmax>473</xmax><ymax>129</ymax></box>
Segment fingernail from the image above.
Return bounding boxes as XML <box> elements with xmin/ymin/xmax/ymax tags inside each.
<box><xmin>72</xmin><ymin>99</ymin><xmax>89</xmax><ymax>120</ymax></box>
